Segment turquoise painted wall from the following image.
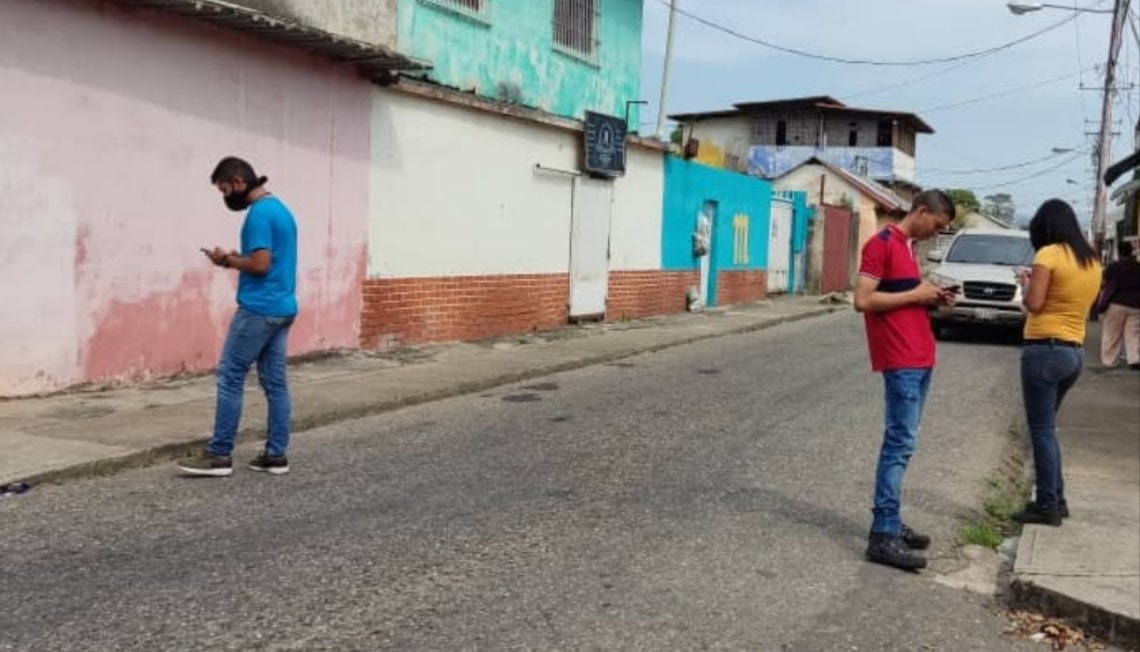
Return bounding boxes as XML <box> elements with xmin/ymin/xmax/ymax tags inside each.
<box><xmin>661</xmin><ymin>157</ymin><xmax>774</xmax><ymax>305</ymax></box>
<box><xmin>397</xmin><ymin>0</ymin><xmax>643</xmax><ymax>123</ymax></box>
<box><xmin>785</xmin><ymin>190</ymin><xmax>814</xmax><ymax>294</ymax></box>
<box><xmin>662</xmin><ymin>158</ymin><xmax>813</xmax><ymax>300</ymax></box>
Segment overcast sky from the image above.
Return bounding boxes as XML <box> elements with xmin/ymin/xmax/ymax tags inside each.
<box><xmin>639</xmin><ymin>0</ymin><xmax>1139</xmax><ymax>221</ymax></box>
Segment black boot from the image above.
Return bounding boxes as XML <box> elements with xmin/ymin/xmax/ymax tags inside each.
<box><xmin>1012</xmin><ymin>502</ymin><xmax>1062</xmax><ymax>526</ymax></box>
<box><xmin>1059</xmin><ymin>499</ymin><xmax>1070</xmax><ymax>519</ymax></box>
<box><xmin>901</xmin><ymin>524</ymin><xmax>931</xmax><ymax>550</ymax></box>
<box><xmin>867</xmin><ymin>533</ymin><xmax>928</xmax><ymax>570</ymax></box>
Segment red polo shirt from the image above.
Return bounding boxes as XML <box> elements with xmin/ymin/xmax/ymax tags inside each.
<box><xmin>859</xmin><ymin>225</ymin><xmax>936</xmax><ymax>372</ymax></box>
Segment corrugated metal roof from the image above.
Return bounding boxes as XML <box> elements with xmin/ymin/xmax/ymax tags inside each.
<box><xmin>117</xmin><ymin>0</ymin><xmax>428</xmax><ymax>79</ymax></box>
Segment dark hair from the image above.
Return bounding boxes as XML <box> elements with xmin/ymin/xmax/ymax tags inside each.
<box><xmin>1119</xmin><ymin>240</ymin><xmax>1135</xmax><ymax>259</ymax></box>
<box><xmin>1028</xmin><ymin>199</ymin><xmax>1097</xmax><ymax>268</ymax></box>
<box><xmin>210</xmin><ymin>156</ymin><xmax>266</xmax><ymax>187</ymax></box>
<box><xmin>912</xmin><ymin>189</ymin><xmax>956</xmax><ymax>221</ymax></box>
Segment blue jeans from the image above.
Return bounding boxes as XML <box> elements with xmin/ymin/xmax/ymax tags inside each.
<box><xmin>872</xmin><ymin>368</ymin><xmax>933</xmax><ymax>535</ymax></box>
<box><xmin>1021</xmin><ymin>343</ymin><xmax>1083</xmax><ymax>508</ymax></box>
<box><xmin>208</xmin><ymin>308</ymin><xmax>294</xmax><ymax>458</ymax></box>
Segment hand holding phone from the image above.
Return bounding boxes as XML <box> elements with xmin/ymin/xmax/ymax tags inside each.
<box><xmin>201</xmin><ymin>247</ymin><xmax>227</xmax><ymax>266</ymax></box>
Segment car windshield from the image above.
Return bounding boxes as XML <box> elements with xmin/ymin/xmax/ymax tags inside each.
<box><xmin>944</xmin><ymin>234</ymin><xmax>1034</xmax><ymax>266</ymax></box>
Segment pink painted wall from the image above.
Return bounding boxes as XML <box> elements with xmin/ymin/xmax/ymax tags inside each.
<box><xmin>0</xmin><ymin>0</ymin><xmax>371</xmax><ymax>396</ymax></box>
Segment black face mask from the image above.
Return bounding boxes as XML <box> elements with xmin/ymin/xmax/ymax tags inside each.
<box><xmin>222</xmin><ymin>176</ymin><xmax>267</xmax><ymax>212</ymax></box>
<box><xmin>224</xmin><ymin>190</ymin><xmax>251</xmax><ymax>212</ymax></box>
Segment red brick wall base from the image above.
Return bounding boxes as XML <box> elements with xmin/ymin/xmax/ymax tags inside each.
<box><xmin>360</xmin><ymin>268</ymin><xmax>752</xmax><ymax>349</ymax></box>
<box><xmin>361</xmin><ymin>274</ymin><xmax>569</xmax><ymax>349</ymax></box>
<box><xmin>607</xmin><ymin>270</ymin><xmax>700</xmax><ymax>321</ymax></box>
<box><xmin>717</xmin><ymin>270</ymin><xmax>768</xmax><ymax>306</ymax></box>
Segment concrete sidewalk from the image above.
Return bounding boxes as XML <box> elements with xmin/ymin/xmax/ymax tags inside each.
<box><xmin>1011</xmin><ymin>328</ymin><xmax>1140</xmax><ymax>650</ymax></box>
<box><xmin>0</xmin><ymin>297</ymin><xmax>844</xmax><ymax>488</ymax></box>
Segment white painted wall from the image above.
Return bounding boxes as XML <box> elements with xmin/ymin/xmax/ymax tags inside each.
<box><xmin>893</xmin><ymin>150</ymin><xmax>916</xmax><ymax>184</ymax></box>
<box><xmin>369</xmin><ymin>88</ymin><xmax>579</xmax><ymax>277</ymax></box>
<box><xmin>775</xmin><ymin>164</ymin><xmax>858</xmax><ymax>209</ymax></box>
<box><xmin>369</xmin><ymin>88</ymin><xmax>666</xmax><ymax>278</ymax></box>
<box><xmin>610</xmin><ymin>147</ymin><xmax>664</xmax><ymax>271</ymax></box>
<box><xmin>239</xmin><ymin>0</ymin><xmax>398</xmax><ymax>49</ymax></box>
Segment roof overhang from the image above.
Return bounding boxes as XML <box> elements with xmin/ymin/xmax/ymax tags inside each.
<box><xmin>1111</xmin><ymin>178</ymin><xmax>1140</xmax><ymax>204</ymax></box>
<box><xmin>117</xmin><ymin>0</ymin><xmax>429</xmax><ymax>80</ymax></box>
<box><xmin>1105</xmin><ymin>149</ymin><xmax>1140</xmax><ymax>186</ymax></box>
<box><xmin>669</xmin><ymin>97</ymin><xmax>934</xmax><ymax>135</ymax></box>
<box><xmin>779</xmin><ymin>156</ymin><xmax>910</xmax><ymax>214</ymax></box>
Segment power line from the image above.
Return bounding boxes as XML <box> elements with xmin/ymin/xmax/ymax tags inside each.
<box><xmin>922</xmin><ymin>151</ymin><xmax>1080</xmax><ymax>175</ymax></box>
<box><xmin>918</xmin><ymin>68</ymin><xmax>1092</xmax><ymax>114</ymax></box>
<box><xmin>967</xmin><ymin>154</ymin><xmax>1086</xmax><ymax>191</ymax></box>
<box><xmin>652</xmin><ymin>0</ymin><xmax>1095</xmax><ymax>67</ymax></box>
<box><xmin>1074</xmin><ymin>1</ymin><xmax>1093</xmax><ymax>122</ymax></box>
<box><xmin>842</xmin><ymin>60</ymin><xmax>978</xmax><ymax>102</ymax></box>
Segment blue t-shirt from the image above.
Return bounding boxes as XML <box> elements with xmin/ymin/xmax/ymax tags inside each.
<box><xmin>237</xmin><ymin>196</ymin><xmax>298</xmax><ymax>317</ymax></box>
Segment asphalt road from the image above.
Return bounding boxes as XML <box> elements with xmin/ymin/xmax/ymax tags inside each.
<box><xmin>2</xmin><ymin>312</ymin><xmax>1052</xmax><ymax>651</ymax></box>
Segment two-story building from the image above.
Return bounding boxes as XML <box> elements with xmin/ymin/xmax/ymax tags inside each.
<box><xmin>670</xmin><ymin>96</ymin><xmax>934</xmax><ymax>203</ymax></box>
<box><xmin>0</xmin><ymin>0</ymin><xmax>668</xmax><ymax>395</ymax></box>
<box><xmin>362</xmin><ymin>0</ymin><xmax>670</xmax><ymax>349</ymax></box>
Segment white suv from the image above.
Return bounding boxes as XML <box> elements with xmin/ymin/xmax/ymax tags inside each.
<box><xmin>926</xmin><ymin>229</ymin><xmax>1034</xmax><ymax>339</ymax></box>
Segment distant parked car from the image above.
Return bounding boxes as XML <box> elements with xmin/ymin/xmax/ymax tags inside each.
<box><xmin>925</xmin><ymin>229</ymin><xmax>1034</xmax><ymax>339</ymax></box>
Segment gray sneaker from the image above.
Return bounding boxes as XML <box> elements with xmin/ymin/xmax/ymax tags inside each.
<box><xmin>177</xmin><ymin>451</ymin><xmax>233</xmax><ymax>477</ymax></box>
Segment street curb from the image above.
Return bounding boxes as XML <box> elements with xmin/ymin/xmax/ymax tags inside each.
<box><xmin>15</xmin><ymin>305</ymin><xmax>844</xmax><ymax>488</ymax></box>
<box><xmin>1009</xmin><ymin>569</ymin><xmax>1140</xmax><ymax>651</ymax></box>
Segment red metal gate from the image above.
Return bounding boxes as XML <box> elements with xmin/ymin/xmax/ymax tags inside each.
<box><xmin>821</xmin><ymin>205</ymin><xmax>853</xmax><ymax>294</ymax></box>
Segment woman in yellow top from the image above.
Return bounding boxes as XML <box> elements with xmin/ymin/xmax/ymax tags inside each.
<box><xmin>1013</xmin><ymin>199</ymin><xmax>1102</xmax><ymax>526</ymax></box>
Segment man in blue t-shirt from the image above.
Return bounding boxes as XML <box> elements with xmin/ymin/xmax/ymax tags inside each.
<box><xmin>179</xmin><ymin>157</ymin><xmax>298</xmax><ymax>477</ymax></box>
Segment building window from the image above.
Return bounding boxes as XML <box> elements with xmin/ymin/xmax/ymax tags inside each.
<box><xmin>553</xmin><ymin>0</ymin><xmax>598</xmax><ymax>61</ymax></box>
<box><xmin>877</xmin><ymin>120</ymin><xmax>893</xmax><ymax>147</ymax></box>
<box><xmin>848</xmin><ymin>123</ymin><xmax>858</xmax><ymax>147</ymax></box>
<box><xmin>776</xmin><ymin>120</ymin><xmax>788</xmax><ymax>146</ymax></box>
<box><xmin>419</xmin><ymin>0</ymin><xmax>489</xmax><ymax>23</ymax></box>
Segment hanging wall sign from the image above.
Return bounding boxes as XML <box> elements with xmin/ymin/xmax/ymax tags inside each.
<box><xmin>583</xmin><ymin>111</ymin><xmax>627</xmax><ymax>177</ymax></box>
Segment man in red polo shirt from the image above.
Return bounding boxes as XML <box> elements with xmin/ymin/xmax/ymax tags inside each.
<box><xmin>854</xmin><ymin>189</ymin><xmax>956</xmax><ymax>571</ymax></box>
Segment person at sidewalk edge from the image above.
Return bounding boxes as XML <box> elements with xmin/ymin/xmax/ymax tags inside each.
<box><xmin>1098</xmin><ymin>240</ymin><xmax>1140</xmax><ymax>369</ymax></box>
<box><xmin>1012</xmin><ymin>200</ymin><xmax>1101</xmax><ymax>526</ymax></box>
<box><xmin>853</xmin><ymin>190</ymin><xmax>955</xmax><ymax>572</ymax></box>
<box><xmin>178</xmin><ymin>157</ymin><xmax>299</xmax><ymax>478</ymax></box>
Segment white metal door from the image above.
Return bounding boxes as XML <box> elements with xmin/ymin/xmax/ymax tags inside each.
<box><xmin>768</xmin><ymin>200</ymin><xmax>793</xmax><ymax>293</ymax></box>
<box><xmin>569</xmin><ymin>176</ymin><xmax>613</xmax><ymax>318</ymax></box>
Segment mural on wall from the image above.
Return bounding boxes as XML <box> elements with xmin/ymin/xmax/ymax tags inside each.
<box><xmin>747</xmin><ymin>146</ymin><xmax>898</xmax><ymax>181</ymax></box>
<box><xmin>733</xmin><ymin>213</ymin><xmax>750</xmax><ymax>265</ymax></box>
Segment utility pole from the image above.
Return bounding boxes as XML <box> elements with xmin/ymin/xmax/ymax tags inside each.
<box><xmin>1092</xmin><ymin>0</ymin><xmax>1129</xmax><ymax>254</ymax></box>
<box><xmin>655</xmin><ymin>0</ymin><xmax>678</xmax><ymax>140</ymax></box>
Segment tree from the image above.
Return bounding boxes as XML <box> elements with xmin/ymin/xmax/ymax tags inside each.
<box><xmin>670</xmin><ymin>125</ymin><xmax>684</xmax><ymax>146</ymax></box>
<box><xmin>983</xmin><ymin>193</ymin><xmax>1016</xmax><ymax>225</ymax></box>
<box><xmin>945</xmin><ymin>189</ymin><xmax>981</xmax><ymax>214</ymax></box>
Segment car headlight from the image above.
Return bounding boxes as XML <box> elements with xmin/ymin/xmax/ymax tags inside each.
<box><xmin>929</xmin><ymin>273</ymin><xmax>960</xmax><ymax>292</ymax></box>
